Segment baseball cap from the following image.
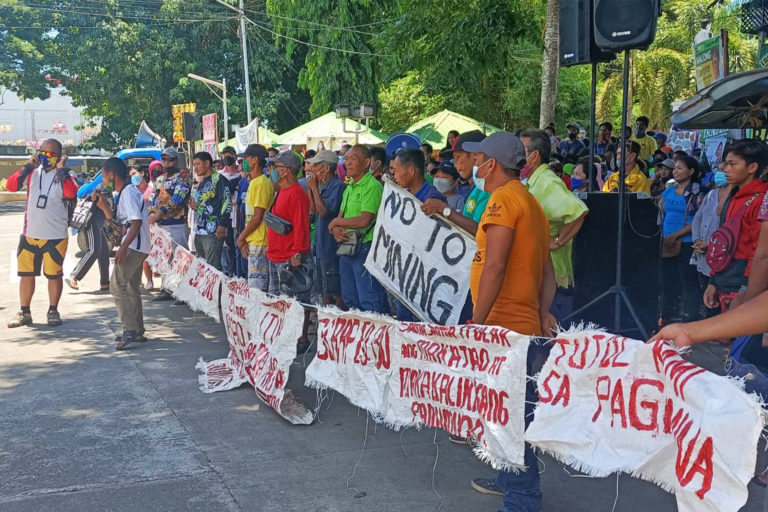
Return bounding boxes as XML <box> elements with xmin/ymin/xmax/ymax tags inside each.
<box><xmin>306</xmin><ymin>149</ymin><xmax>338</xmax><ymax>166</ymax></box>
<box><xmin>566</xmin><ymin>122</ymin><xmax>583</xmax><ymax>131</ymax></box>
<box><xmin>162</xmin><ymin>147</ymin><xmax>178</xmax><ymax>160</ymax></box>
<box><xmin>658</xmin><ymin>158</ymin><xmax>676</xmax><ymax>169</ymax></box>
<box><xmin>439</xmin><ymin>130</ymin><xmax>487</xmax><ymax>160</ymax></box>
<box><xmin>237</xmin><ymin>143</ymin><xmax>269</xmax><ymax>162</ymax></box>
<box><xmin>461</xmin><ymin>131</ymin><xmax>527</xmax><ymax>170</ymax></box>
<box><xmin>435</xmin><ymin>162</ymin><xmax>459</xmax><ymax>179</ymax></box>
<box><xmin>267</xmin><ymin>151</ymin><xmax>301</xmax><ymax>172</ymax></box>
<box><xmin>221</xmin><ymin>145</ymin><xmax>236</xmax><ymax>155</ymax></box>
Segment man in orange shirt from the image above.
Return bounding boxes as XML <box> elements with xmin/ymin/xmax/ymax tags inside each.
<box><xmin>462</xmin><ymin>131</ymin><xmax>556</xmax><ymax>512</ymax></box>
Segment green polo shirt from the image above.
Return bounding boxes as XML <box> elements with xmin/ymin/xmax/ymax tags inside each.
<box><xmin>525</xmin><ymin>164</ymin><xmax>589</xmax><ymax>288</ymax></box>
<box><xmin>462</xmin><ymin>186</ymin><xmax>490</xmax><ymax>223</ymax></box>
<box><xmin>340</xmin><ymin>171</ymin><xmax>383</xmax><ymax>244</ymax></box>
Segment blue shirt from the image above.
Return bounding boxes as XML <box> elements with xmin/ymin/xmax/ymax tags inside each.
<box><xmin>236</xmin><ymin>176</ymin><xmax>250</xmax><ymax>235</ymax></box>
<box><xmin>661</xmin><ymin>186</ymin><xmax>695</xmax><ymax>242</ymax></box>
<box><xmin>414</xmin><ymin>181</ymin><xmax>446</xmax><ymax>203</ymax></box>
<box><xmin>558</xmin><ymin>138</ymin><xmax>585</xmax><ymax>158</ymax></box>
<box><xmin>313</xmin><ymin>176</ymin><xmax>346</xmax><ymax>260</ymax></box>
<box><xmin>594</xmin><ymin>141</ymin><xmax>617</xmax><ymax>156</ymax></box>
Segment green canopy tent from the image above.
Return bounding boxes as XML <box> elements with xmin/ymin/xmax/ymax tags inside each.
<box><xmin>276</xmin><ymin>112</ymin><xmax>388</xmax><ymax>151</ymax></box>
<box><xmin>406</xmin><ymin>110</ymin><xmax>500</xmax><ymax>149</ymax></box>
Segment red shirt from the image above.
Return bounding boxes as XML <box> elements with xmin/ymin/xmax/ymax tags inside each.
<box><xmin>725</xmin><ymin>178</ymin><xmax>768</xmax><ymax>275</ymax></box>
<box><xmin>266</xmin><ymin>182</ymin><xmax>310</xmax><ymax>262</ymax></box>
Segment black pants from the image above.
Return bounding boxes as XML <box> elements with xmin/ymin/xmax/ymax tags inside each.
<box><xmin>71</xmin><ymin>211</ymin><xmax>110</xmax><ymax>286</ymax></box>
<box><xmin>659</xmin><ymin>244</ymin><xmax>699</xmax><ymax>322</ymax></box>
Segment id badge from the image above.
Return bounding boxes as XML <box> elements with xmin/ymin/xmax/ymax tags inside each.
<box><xmin>36</xmin><ymin>195</ymin><xmax>48</xmax><ymax>209</ymax></box>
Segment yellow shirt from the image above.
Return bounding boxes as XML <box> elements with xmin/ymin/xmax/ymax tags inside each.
<box><xmin>602</xmin><ymin>165</ymin><xmax>651</xmax><ymax>195</ymax></box>
<box><xmin>632</xmin><ymin>134</ymin><xmax>656</xmax><ymax>162</ymax></box>
<box><xmin>470</xmin><ymin>180</ymin><xmax>550</xmax><ymax>336</ymax></box>
<box><xmin>244</xmin><ymin>174</ymin><xmax>274</xmax><ymax>247</ymax></box>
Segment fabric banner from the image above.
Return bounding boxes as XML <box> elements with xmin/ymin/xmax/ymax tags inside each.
<box><xmin>173</xmin><ymin>257</ymin><xmax>223</xmax><ymax>322</ymax></box>
<box><xmin>147</xmin><ymin>225</ymin><xmax>174</xmax><ymax>275</ymax></box>
<box><xmin>305</xmin><ymin>308</ymin><xmax>530</xmax><ymax>470</ymax></box>
<box><xmin>164</xmin><ymin>245</ymin><xmax>195</xmax><ymax>293</ymax></box>
<box><xmin>525</xmin><ymin>332</ymin><xmax>764</xmax><ymax>512</ymax></box>
<box><xmin>364</xmin><ymin>179</ymin><xmax>476</xmax><ymax>326</ymax></box>
<box><xmin>197</xmin><ymin>278</ymin><xmax>314</xmax><ymax>425</ymax></box>
<box><xmin>668</xmin><ymin>131</ymin><xmax>699</xmax><ymax>156</ymax></box>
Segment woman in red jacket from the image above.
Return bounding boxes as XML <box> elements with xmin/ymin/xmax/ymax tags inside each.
<box><xmin>704</xmin><ymin>139</ymin><xmax>768</xmax><ymax>312</ymax></box>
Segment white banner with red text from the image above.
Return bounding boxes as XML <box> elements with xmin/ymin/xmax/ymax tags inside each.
<box><xmin>173</xmin><ymin>257</ymin><xmax>223</xmax><ymax>322</ymax></box>
<box><xmin>524</xmin><ymin>332</ymin><xmax>765</xmax><ymax>512</ymax></box>
<box><xmin>196</xmin><ymin>277</ymin><xmax>314</xmax><ymax>425</ymax></box>
<box><xmin>305</xmin><ymin>308</ymin><xmax>530</xmax><ymax>470</ymax></box>
<box><xmin>147</xmin><ymin>225</ymin><xmax>174</xmax><ymax>275</ymax></box>
<box><xmin>163</xmin><ymin>245</ymin><xmax>195</xmax><ymax>293</ymax></box>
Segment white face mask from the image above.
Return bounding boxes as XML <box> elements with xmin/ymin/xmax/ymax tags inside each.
<box><xmin>472</xmin><ymin>160</ymin><xmax>492</xmax><ymax>193</ymax></box>
<box><xmin>433</xmin><ymin>177</ymin><xmax>454</xmax><ymax>194</ymax></box>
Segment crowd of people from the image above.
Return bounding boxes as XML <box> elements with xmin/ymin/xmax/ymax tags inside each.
<box><xmin>7</xmin><ymin>122</ymin><xmax>768</xmax><ymax>510</ymax></box>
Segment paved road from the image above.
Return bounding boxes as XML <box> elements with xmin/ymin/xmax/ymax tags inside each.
<box><xmin>0</xmin><ymin>202</ymin><xmax>764</xmax><ymax>512</ymax></box>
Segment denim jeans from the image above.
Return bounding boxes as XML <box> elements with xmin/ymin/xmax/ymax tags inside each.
<box><xmin>339</xmin><ymin>242</ymin><xmax>386</xmax><ymax>313</ymax></box>
<box><xmin>495</xmin><ymin>348</ymin><xmax>542</xmax><ymax>512</ymax></box>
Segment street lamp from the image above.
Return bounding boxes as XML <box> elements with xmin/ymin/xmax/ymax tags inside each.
<box><xmin>335</xmin><ymin>102</ymin><xmax>376</xmax><ymax>144</ymax></box>
<box><xmin>187</xmin><ymin>73</ymin><xmax>228</xmax><ymax>144</ymax></box>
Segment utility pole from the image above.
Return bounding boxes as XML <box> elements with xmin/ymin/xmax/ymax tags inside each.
<box><xmin>213</xmin><ymin>0</ymin><xmax>252</xmax><ymax>123</ymax></box>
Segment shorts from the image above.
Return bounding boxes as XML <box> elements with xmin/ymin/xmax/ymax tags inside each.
<box><xmin>17</xmin><ymin>236</ymin><xmax>68</xmax><ymax>279</ymax></box>
<box><xmin>268</xmin><ymin>258</ymin><xmax>313</xmax><ymax>303</ymax></box>
<box><xmin>314</xmin><ymin>257</ymin><xmax>341</xmax><ymax>297</ymax></box>
<box><xmin>247</xmin><ymin>245</ymin><xmax>270</xmax><ymax>292</ymax></box>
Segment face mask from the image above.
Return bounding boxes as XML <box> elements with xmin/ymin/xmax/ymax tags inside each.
<box><xmin>570</xmin><ymin>177</ymin><xmax>585</xmax><ymax>190</ymax></box>
<box><xmin>39</xmin><ymin>154</ymin><xmax>58</xmax><ymax>169</ymax></box>
<box><xmin>338</xmin><ymin>155</ymin><xmax>344</xmax><ymax>164</ymax></box>
<box><xmin>636</xmin><ymin>127</ymin><xmax>646</xmax><ymax>138</ymax></box>
<box><xmin>433</xmin><ymin>177</ymin><xmax>454</xmax><ymax>194</ymax></box>
<box><xmin>131</xmin><ymin>174</ymin><xmax>143</xmax><ymax>186</ymax></box>
<box><xmin>223</xmin><ymin>156</ymin><xmax>236</xmax><ymax>167</ymax></box>
<box><xmin>269</xmin><ymin>169</ymin><xmax>281</xmax><ymax>183</ymax></box>
<box><xmin>714</xmin><ymin>171</ymin><xmax>728</xmax><ymax>187</ymax></box>
<box><xmin>242</xmin><ymin>159</ymin><xmax>251</xmax><ymax>173</ymax></box>
<box><xmin>472</xmin><ymin>160</ymin><xmax>492</xmax><ymax>193</ymax></box>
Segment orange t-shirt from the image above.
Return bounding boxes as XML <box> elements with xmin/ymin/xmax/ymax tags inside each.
<box><xmin>470</xmin><ymin>180</ymin><xmax>550</xmax><ymax>336</ymax></box>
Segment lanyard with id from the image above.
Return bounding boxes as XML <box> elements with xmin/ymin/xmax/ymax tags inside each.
<box><xmin>36</xmin><ymin>170</ymin><xmax>57</xmax><ymax>209</ymax></box>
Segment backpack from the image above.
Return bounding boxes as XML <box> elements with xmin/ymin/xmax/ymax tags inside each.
<box><xmin>706</xmin><ymin>192</ymin><xmax>761</xmax><ymax>274</ymax></box>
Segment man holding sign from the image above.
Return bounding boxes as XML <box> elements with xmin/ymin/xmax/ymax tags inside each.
<box><xmin>462</xmin><ymin>131</ymin><xmax>556</xmax><ymax>512</ymax></box>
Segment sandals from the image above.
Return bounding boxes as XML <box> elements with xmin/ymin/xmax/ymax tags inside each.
<box><xmin>47</xmin><ymin>310</ymin><xmax>62</xmax><ymax>327</ymax></box>
<box><xmin>8</xmin><ymin>311</ymin><xmax>32</xmax><ymax>328</ymax></box>
<box><xmin>116</xmin><ymin>331</ymin><xmax>145</xmax><ymax>350</ymax></box>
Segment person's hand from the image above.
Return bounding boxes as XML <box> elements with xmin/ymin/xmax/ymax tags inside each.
<box><xmin>328</xmin><ymin>219</ymin><xmax>339</xmax><ymax>233</ymax></box>
<box><xmin>290</xmin><ymin>254</ymin><xmax>302</xmax><ymax>268</ymax></box>
<box><xmin>332</xmin><ymin>226</ymin><xmax>349</xmax><ymax>243</ymax></box>
<box><xmin>26</xmin><ymin>154</ymin><xmax>40</xmax><ymax>169</ymax></box>
<box><xmin>236</xmin><ymin>233</ymin><xmax>246</xmax><ymax>248</ymax></box>
<box><xmin>421</xmin><ymin>198</ymin><xmax>449</xmax><ymax>216</ymax></box>
<box><xmin>240</xmin><ymin>244</ymin><xmax>249</xmax><ymax>259</ymax></box>
<box><xmin>648</xmin><ymin>324</ymin><xmax>695</xmax><ymax>347</ymax></box>
<box><xmin>549</xmin><ymin>237</ymin><xmax>560</xmax><ymax>251</ymax></box>
<box><xmin>306</xmin><ymin>172</ymin><xmax>317</xmax><ymax>190</ymax></box>
<box><xmin>692</xmin><ymin>239</ymin><xmax>707</xmax><ymax>253</ymax></box>
<box><xmin>703</xmin><ymin>284</ymin><xmax>719</xmax><ymax>310</ymax></box>
<box><xmin>188</xmin><ymin>198</ymin><xmax>198</xmax><ymax>210</ymax></box>
<box><xmin>148</xmin><ymin>212</ymin><xmax>157</xmax><ymax>225</ymax></box>
<box><xmin>541</xmin><ymin>312</ymin><xmax>558</xmax><ymax>336</ymax></box>
<box><xmin>115</xmin><ymin>245</ymin><xmax>128</xmax><ymax>266</ymax></box>
<box><xmin>56</xmin><ymin>155</ymin><xmax>68</xmax><ymax>169</ymax></box>
<box><xmin>89</xmin><ymin>190</ymin><xmax>99</xmax><ymax>202</ymax></box>
<box><xmin>96</xmin><ymin>193</ymin><xmax>109</xmax><ymax>211</ymax></box>
<box><xmin>216</xmin><ymin>226</ymin><xmax>227</xmax><ymax>240</ymax></box>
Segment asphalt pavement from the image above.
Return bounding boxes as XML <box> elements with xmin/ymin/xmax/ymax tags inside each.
<box><xmin>0</xmin><ymin>201</ymin><xmax>764</xmax><ymax>512</ymax></box>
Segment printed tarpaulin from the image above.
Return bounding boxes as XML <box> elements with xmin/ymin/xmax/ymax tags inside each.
<box><xmin>147</xmin><ymin>225</ymin><xmax>174</xmax><ymax>275</ymax></box>
<box><xmin>196</xmin><ymin>278</ymin><xmax>313</xmax><ymax>425</ymax></box>
<box><xmin>163</xmin><ymin>245</ymin><xmax>195</xmax><ymax>293</ymax></box>
<box><xmin>173</xmin><ymin>257</ymin><xmax>223</xmax><ymax>323</ymax></box>
<box><xmin>305</xmin><ymin>308</ymin><xmax>530</xmax><ymax>470</ymax></box>
<box><xmin>524</xmin><ymin>332</ymin><xmax>765</xmax><ymax>512</ymax></box>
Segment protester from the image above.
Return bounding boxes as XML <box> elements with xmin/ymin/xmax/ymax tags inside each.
<box><xmin>213</xmin><ymin>159</ymin><xmax>224</xmax><ymax>171</ymax></box>
<box><xmin>548</xmin><ymin>161</ymin><xmax>571</xmax><ymax>190</ymax></box>
<box><xmin>444</xmin><ymin>130</ymin><xmax>460</xmax><ymax>150</ymax></box>
<box><xmin>187</xmin><ymin>152</ymin><xmax>231</xmax><ymax>270</ymax></box>
<box><xmin>570</xmin><ymin>156</ymin><xmax>602</xmax><ymax>193</ymax></box>
<box><xmin>329</xmin><ymin>144</ymin><xmax>387</xmax><ymax>313</ymax></box>
<box><xmin>128</xmin><ymin>166</ymin><xmax>157</xmax><ymax>289</ymax></box>
<box><xmin>94</xmin><ymin>157</ymin><xmax>150</xmax><ymax>349</ymax></box>
<box><xmin>219</xmin><ymin>154</ymin><xmax>242</xmax><ymax>276</ymax></box>
<box><xmin>233</xmin><ymin>160</ymin><xmax>251</xmax><ymax>278</ymax></box>
<box><xmin>520</xmin><ymin>129</ymin><xmax>589</xmax><ymax>320</ymax></box>
<box><xmin>6</xmin><ymin>139</ymin><xmax>77</xmax><ymax>328</ymax></box>
<box><xmin>650</xmin><ymin>158</ymin><xmax>674</xmax><ymax>198</ymax></box>
<box><xmin>691</xmin><ymin>160</ymin><xmax>731</xmax><ymax>318</ymax></box>
<box><xmin>306</xmin><ymin>150</ymin><xmax>345</xmax><ymax>307</ymax></box>
<box><xmin>704</xmin><ymin>139</ymin><xmax>768</xmax><ymax>312</ymax></box>
<box><xmin>658</xmin><ymin>156</ymin><xmax>702</xmax><ymax>326</ymax></box>
<box><xmin>148</xmin><ymin>159</ymin><xmax>164</xmax><ymax>182</ymax></box>
<box><xmin>235</xmin><ymin>144</ymin><xmax>273</xmax><ymax>291</ymax></box>
<box><xmin>369</xmin><ymin>145</ymin><xmax>387</xmax><ymax>181</ymax></box>
<box><xmin>432</xmin><ymin>162</ymin><xmax>465</xmax><ymax>212</ymax></box>
<box><xmin>594</xmin><ymin>122</ymin><xmax>617</xmax><ymax>156</ymax></box>
<box><xmin>558</xmin><ymin>122</ymin><xmax>586</xmax><ymax>160</ymax></box>
<box><xmin>150</xmin><ymin>147</ymin><xmax>192</xmax><ymax>300</ymax></box>
<box><xmin>461</xmin><ymin>131</ymin><xmax>556</xmax><ymax>511</ymax></box>
<box><xmin>601</xmin><ymin>141</ymin><xmax>651</xmax><ymax>194</ymax></box>
<box><xmin>631</xmin><ymin>116</ymin><xmax>656</xmax><ymax>163</ymax></box>
<box><xmin>267</xmin><ymin>147</ymin><xmax>279</xmax><ymax>159</ymax></box>
<box><xmin>420</xmin><ymin>143</ymin><xmax>434</xmax><ymax>165</ymax></box>
<box><xmin>66</xmin><ymin>171</ymin><xmax>111</xmax><ymax>293</ymax></box>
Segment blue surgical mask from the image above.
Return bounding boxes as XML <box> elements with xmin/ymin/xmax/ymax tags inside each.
<box><xmin>131</xmin><ymin>174</ymin><xmax>143</xmax><ymax>186</ymax></box>
<box><xmin>714</xmin><ymin>171</ymin><xmax>728</xmax><ymax>187</ymax></box>
<box><xmin>269</xmin><ymin>169</ymin><xmax>281</xmax><ymax>183</ymax></box>
<box><xmin>570</xmin><ymin>177</ymin><xmax>585</xmax><ymax>190</ymax></box>
<box><xmin>472</xmin><ymin>160</ymin><xmax>491</xmax><ymax>193</ymax></box>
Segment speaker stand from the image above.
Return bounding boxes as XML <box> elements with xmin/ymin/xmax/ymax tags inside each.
<box><xmin>562</xmin><ymin>50</ymin><xmax>649</xmax><ymax>339</ymax></box>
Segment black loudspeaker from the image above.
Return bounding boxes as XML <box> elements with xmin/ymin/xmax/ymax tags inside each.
<box><xmin>560</xmin><ymin>0</ymin><xmax>615</xmax><ymax>67</ymax></box>
<box><xmin>182</xmin><ymin>112</ymin><xmax>202</xmax><ymax>142</ymax></box>
<box><xmin>571</xmin><ymin>193</ymin><xmax>661</xmax><ymax>336</ymax></box>
<box><xmin>593</xmin><ymin>0</ymin><xmax>660</xmax><ymax>51</ymax></box>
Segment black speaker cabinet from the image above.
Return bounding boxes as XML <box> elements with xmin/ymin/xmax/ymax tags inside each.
<box><xmin>560</xmin><ymin>0</ymin><xmax>615</xmax><ymax>66</ymax></box>
<box><xmin>182</xmin><ymin>112</ymin><xmax>202</xmax><ymax>142</ymax></box>
<box><xmin>571</xmin><ymin>193</ymin><xmax>661</xmax><ymax>336</ymax></box>
<box><xmin>593</xmin><ymin>0</ymin><xmax>660</xmax><ymax>51</ymax></box>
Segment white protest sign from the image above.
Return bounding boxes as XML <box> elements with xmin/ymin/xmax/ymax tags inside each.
<box><xmin>524</xmin><ymin>332</ymin><xmax>765</xmax><ymax>512</ymax></box>
<box><xmin>147</xmin><ymin>225</ymin><xmax>174</xmax><ymax>274</ymax></box>
<box><xmin>163</xmin><ymin>245</ymin><xmax>195</xmax><ymax>293</ymax></box>
<box><xmin>306</xmin><ymin>308</ymin><xmax>530</xmax><ymax>470</ymax></box>
<box><xmin>197</xmin><ymin>279</ymin><xmax>313</xmax><ymax>425</ymax></box>
<box><xmin>173</xmin><ymin>257</ymin><xmax>222</xmax><ymax>322</ymax></box>
<box><xmin>364</xmin><ymin>179</ymin><xmax>476</xmax><ymax>326</ymax></box>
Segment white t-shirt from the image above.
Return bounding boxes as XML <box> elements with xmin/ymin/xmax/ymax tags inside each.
<box><xmin>23</xmin><ymin>166</ymin><xmax>70</xmax><ymax>240</ymax></box>
<box><xmin>116</xmin><ymin>185</ymin><xmax>150</xmax><ymax>254</ymax></box>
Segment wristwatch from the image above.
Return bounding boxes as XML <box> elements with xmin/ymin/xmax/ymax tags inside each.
<box><xmin>442</xmin><ymin>206</ymin><xmax>452</xmax><ymax>218</ymax></box>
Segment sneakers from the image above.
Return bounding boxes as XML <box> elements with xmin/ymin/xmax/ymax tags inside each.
<box><xmin>471</xmin><ymin>478</ymin><xmax>504</xmax><ymax>496</ymax></box>
<box><xmin>152</xmin><ymin>290</ymin><xmax>173</xmax><ymax>301</ymax></box>
<box><xmin>8</xmin><ymin>311</ymin><xmax>32</xmax><ymax>328</ymax></box>
<box><xmin>144</xmin><ymin>281</ymin><xmax>155</xmax><ymax>291</ymax></box>
<box><xmin>47</xmin><ymin>309</ymin><xmax>62</xmax><ymax>327</ymax></box>
<box><xmin>448</xmin><ymin>434</ymin><xmax>470</xmax><ymax>445</ymax></box>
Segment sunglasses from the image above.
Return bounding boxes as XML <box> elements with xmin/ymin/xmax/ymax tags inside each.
<box><xmin>39</xmin><ymin>150</ymin><xmax>59</xmax><ymax>158</ymax></box>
